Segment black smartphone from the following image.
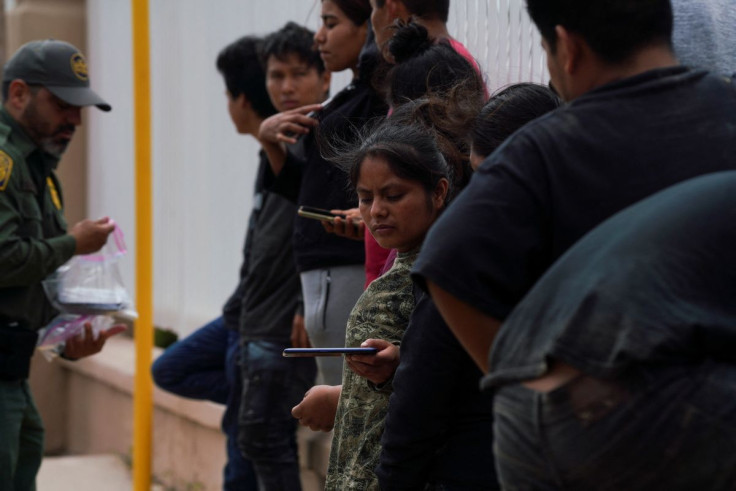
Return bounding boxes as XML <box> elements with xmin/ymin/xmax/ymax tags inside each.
<box><xmin>297</xmin><ymin>206</ymin><xmax>346</xmax><ymax>223</ymax></box>
<box><xmin>283</xmin><ymin>347</ymin><xmax>379</xmax><ymax>357</ymax></box>
<box><xmin>56</xmin><ymin>301</ymin><xmax>125</xmax><ymax>314</ymax></box>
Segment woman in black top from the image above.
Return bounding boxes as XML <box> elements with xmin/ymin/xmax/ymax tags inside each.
<box><xmin>259</xmin><ymin>0</ymin><xmax>387</xmax><ymax>385</ymax></box>
<box><xmin>377</xmin><ymin>84</ymin><xmax>560</xmax><ymax>491</ymax></box>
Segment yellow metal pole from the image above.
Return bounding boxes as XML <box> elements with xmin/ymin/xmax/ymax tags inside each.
<box><xmin>131</xmin><ymin>0</ymin><xmax>153</xmax><ymax>489</ymax></box>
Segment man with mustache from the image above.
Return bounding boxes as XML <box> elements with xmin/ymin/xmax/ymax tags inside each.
<box><xmin>0</xmin><ymin>39</ymin><xmax>122</xmax><ymax>490</ymax></box>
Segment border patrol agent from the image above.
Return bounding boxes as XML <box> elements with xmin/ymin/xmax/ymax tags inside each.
<box><xmin>0</xmin><ymin>39</ymin><xmax>123</xmax><ymax>490</ymax></box>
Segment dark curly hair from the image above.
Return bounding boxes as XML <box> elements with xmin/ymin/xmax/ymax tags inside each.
<box><xmin>216</xmin><ymin>36</ymin><xmax>277</xmax><ymax>119</ymax></box>
<box><xmin>526</xmin><ymin>0</ymin><xmax>673</xmax><ymax>64</ymax></box>
<box><xmin>262</xmin><ymin>22</ymin><xmax>325</xmax><ymax>74</ymax></box>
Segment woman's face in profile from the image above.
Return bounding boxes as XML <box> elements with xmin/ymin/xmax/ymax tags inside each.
<box><xmin>315</xmin><ymin>0</ymin><xmax>368</xmax><ymax>74</ymax></box>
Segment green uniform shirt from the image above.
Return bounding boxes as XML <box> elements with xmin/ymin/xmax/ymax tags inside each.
<box><xmin>0</xmin><ymin>106</ymin><xmax>76</xmax><ymax>330</ymax></box>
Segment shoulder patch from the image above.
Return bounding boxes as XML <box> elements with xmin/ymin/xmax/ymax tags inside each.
<box><xmin>47</xmin><ymin>177</ymin><xmax>62</xmax><ymax>210</ymax></box>
<box><xmin>0</xmin><ymin>150</ymin><xmax>14</xmax><ymax>191</ymax></box>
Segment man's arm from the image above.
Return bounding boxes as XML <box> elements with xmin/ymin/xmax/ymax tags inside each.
<box><xmin>291</xmin><ymin>384</ymin><xmax>342</xmax><ymax>432</ymax></box>
<box><xmin>0</xmin><ymin>188</ymin><xmax>114</xmax><ymax>287</ymax></box>
<box><xmin>427</xmin><ymin>280</ymin><xmax>501</xmax><ymax>373</ymax></box>
<box><xmin>290</xmin><ymin>313</ymin><xmax>312</xmax><ymax>348</ymax></box>
<box><xmin>0</xmin><ymin>193</ymin><xmax>76</xmax><ymax>286</ymax></box>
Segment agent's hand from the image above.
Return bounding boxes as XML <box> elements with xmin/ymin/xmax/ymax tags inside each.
<box><xmin>291</xmin><ymin>314</ymin><xmax>312</xmax><ymax>348</ymax></box>
<box><xmin>70</xmin><ymin>217</ymin><xmax>115</xmax><ymax>255</ymax></box>
<box><xmin>321</xmin><ymin>208</ymin><xmax>365</xmax><ymax>240</ymax></box>
<box><xmin>292</xmin><ymin>384</ymin><xmax>341</xmax><ymax>432</ymax></box>
<box><xmin>63</xmin><ymin>322</ymin><xmax>127</xmax><ymax>360</ymax></box>
<box><xmin>346</xmin><ymin>339</ymin><xmax>399</xmax><ymax>385</ymax></box>
<box><xmin>258</xmin><ymin>104</ymin><xmax>322</xmax><ymax>145</ymax></box>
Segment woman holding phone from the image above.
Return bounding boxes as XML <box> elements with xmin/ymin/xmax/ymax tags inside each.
<box><xmin>377</xmin><ymin>84</ymin><xmax>561</xmax><ymax>491</ymax></box>
<box><xmin>292</xmin><ymin>103</ymin><xmax>477</xmax><ymax>488</ymax></box>
<box><xmin>259</xmin><ymin>0</ymin><xmax>387</xmax><ymax>386</ymax></box>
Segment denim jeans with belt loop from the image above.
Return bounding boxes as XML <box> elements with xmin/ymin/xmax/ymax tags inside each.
<box><xmin>493</xmin><ymin>361</ymin><xmax>736</xmax><ymax>491</ymax></box>
<box><xmin>238</xmin><ymin>340</ymin><xmax>316</xmax><ymax>490</ymax></box>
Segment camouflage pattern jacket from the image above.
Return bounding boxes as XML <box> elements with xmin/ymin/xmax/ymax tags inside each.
<box><xmin>326</xmin><ymin>250</ymin><xmax>418</xmax><ymax>490</ymax></box>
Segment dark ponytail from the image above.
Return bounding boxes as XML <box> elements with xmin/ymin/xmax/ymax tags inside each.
<box><xmin>386</xmin><ymin>20</ymin><xmax>484</xmax><ymax>108</ymax></box>
<box><xmin>388</xmin><ymin>21</ymin><xmax>433</xmax><ymax>64</ymax></box>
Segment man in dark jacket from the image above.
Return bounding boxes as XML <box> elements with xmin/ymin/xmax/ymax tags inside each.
<box><xmin>413</xmin><ymin>0</ymin><xmax>736</xmax><ymax>487</ymax></box>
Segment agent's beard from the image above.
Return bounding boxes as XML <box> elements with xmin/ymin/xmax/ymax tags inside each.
<box><xmin>37</xmin><ymin>127</ymin><xmax>75</xmax><ymax>158</ymax></box>
<box><xmin>20</xmin><ymin>102</ymin><xmax>74</xmax><ymax>158</ymax></box>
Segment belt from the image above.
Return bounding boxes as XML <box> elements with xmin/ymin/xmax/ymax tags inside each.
<box><xmin>0</xmin><ymin>322</ymin><xmax>38</xmax><ymax>381</ymax></box>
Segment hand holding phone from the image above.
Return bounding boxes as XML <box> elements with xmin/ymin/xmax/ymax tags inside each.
<box><xmin>344</xmin><ymin>339</ymin><xmax>399</xmax><ymax>385</ymax></box>
<box><xmin>297</xmin><ymin>206</ymin><xmax>346</xmax><ymax>224</ymax></box>
<box><xmin>298</xmin><ymin>206</ymin><xmax>365</xmax><ymax>240</ymax></box>
<box><xmin>283</xmin><ymin>347</ymin><xmax>379</xmax><ymax>357</ymax></box>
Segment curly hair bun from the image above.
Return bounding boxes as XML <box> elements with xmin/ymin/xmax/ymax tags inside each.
<box><xmin>389</xmin><ymin>21</ymin><xmax>433</xmax><ymax>64</ymax></box>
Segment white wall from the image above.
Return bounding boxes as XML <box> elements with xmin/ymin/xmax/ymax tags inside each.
<box><xmin>86</xmin><ymin>0</ymin><xmax>547</xmax><ymax>337</ymax></box>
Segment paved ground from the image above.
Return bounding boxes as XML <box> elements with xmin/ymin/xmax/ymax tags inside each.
<box><xmin>37</xmin><ymin>454</ymin><xmax>322</xmax><ymax>490</ymax></box>
<box><xmin>37</xmin><ymin>455</ymin><xmax>134</xmax><ymax>491</ymax></box>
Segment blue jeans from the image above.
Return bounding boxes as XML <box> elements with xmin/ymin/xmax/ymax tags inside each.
<box><xmin>238</xmin><ymin>340</ymin><xmax>316</xmax><ymax>491</ymax></box>
<box><xmin>151</xmin><ymin>317</ymin><xmax>257</xmax><ymax>491</ymax></box>
<box><xmin>493</xmin><ymin>361</ymin><xmax>736</xmax><ymax>490</ymax></box>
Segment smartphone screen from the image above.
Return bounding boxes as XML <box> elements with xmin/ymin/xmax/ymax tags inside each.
<box><xmin>283</xmin><ymin>347</ymin><xmax>378</xmax><ymax>357</ymax></box>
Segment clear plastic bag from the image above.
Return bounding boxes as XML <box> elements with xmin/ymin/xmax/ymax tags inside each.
<box><xmin>43</xmin><ymin>224</ymin><xmax>134</xmax><ymax>316</ymax></box>
<box><xmin>39</xmin><ymin>223</ymin><xmax>136</xmax><ymax>360</ymax></box>
<box><xmin>36</xmin><ymin>314</ymin><xmax>115</xmax><ymax>361</ymax></box>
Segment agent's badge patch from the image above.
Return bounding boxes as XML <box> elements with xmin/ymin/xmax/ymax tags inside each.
<box><xmin>47</xmin><ymin>177</ymin><xmax>62</xmax><ymax>210</ymax></box>
<box><xmin>0</xmin><ymin>151</ymin><xmax>13</xmax><ymax>191</ymax></box>
<box><xmin>70</xmin><ymin>53</ymin><xmax>89</xmax><ymax>81</ymax></box>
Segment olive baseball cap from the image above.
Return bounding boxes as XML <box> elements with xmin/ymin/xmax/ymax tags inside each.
<box><xmin>2</xmin><ymin>39</ymin><xmax>111</xmax><ymax>111</ymax></box>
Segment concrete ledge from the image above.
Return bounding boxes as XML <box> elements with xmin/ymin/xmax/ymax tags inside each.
<box><xmin>62</xmin><ymin>337</ymin><xmax>225</xmax><ymax>430</ymax></box>
<box><xmin>55</xmin><ymin>336</ymin><xmax>226</xmax><ymax>488</ymax></box>
<box><xmin>37</xmin><ymin>336</ymin><xmax>331</xmax><ymax>490</ymax></box>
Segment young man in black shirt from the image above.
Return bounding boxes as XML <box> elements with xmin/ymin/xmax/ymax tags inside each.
<box><xmin>413</xmin><ymin>0</ymin><xmax>736</xmax><ymax>486</ymax></box>
<box><xmin>488</xmin><ymin>172</ymin><xmax>736</xmax><ymax>488</ymax></box>
<box><xmin>152</xmin><ymin>30</ymin><xmax>326</xmax><ymax>490</ymax></box>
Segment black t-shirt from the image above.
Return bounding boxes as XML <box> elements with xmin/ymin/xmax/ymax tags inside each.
<box><xmin>272</xmin><ymin>78</ymin><xmax>387</xmax><ymax>272</ymax></box>
<box><xmin>221</xmin><ymin>151</ymin><xmax>300</xmax><ymax>343</ymax></box>
<box><xmin>377</xmin><ymin>287</ymin><xmax>498</xmax><ymax>490</ymax></box>
<box><xmin>484</xmin><ymin>171</ymin><xmax>736</xmax><ymax>388</ymax></box>
<box><xmin>413</xmin><ymin>67</ymin><xmax>736</xmax><ymax>321</ymax></box>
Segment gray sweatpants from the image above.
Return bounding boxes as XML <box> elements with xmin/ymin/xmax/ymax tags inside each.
<box><xmin>300</xmin><ymin>264</ymin><xmax>365</xmax><ymax>385</ymax></box>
